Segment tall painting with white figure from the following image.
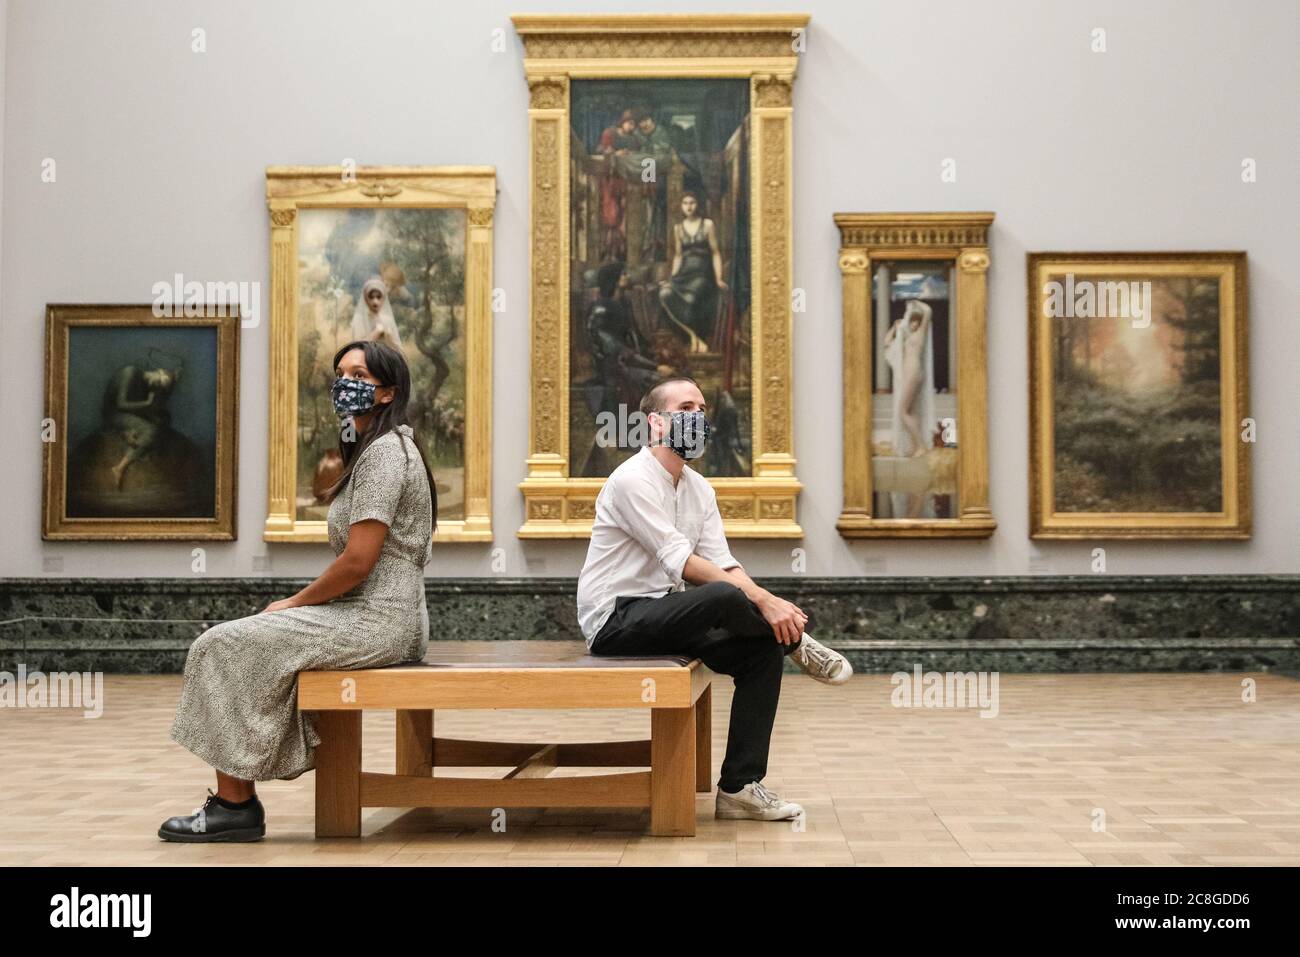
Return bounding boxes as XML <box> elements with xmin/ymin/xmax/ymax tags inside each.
<box><xmin>836</xmin><ymin>212</ymin><xmax>996</xmax><ymax>539</ymax></box>
<box><xmin>873</xmin><ymin>263</ymin><xmax>955</xmax><ymax>520</ymax></box>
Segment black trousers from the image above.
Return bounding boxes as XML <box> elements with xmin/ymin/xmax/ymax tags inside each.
<box><xmin>590</xmin><ymin>580</ymin><xmax>800</xmax><ymax>793</ymax></box>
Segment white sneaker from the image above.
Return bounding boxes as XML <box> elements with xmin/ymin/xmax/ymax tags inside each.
<box><xmin>715</xmin><ymin>781</ymin><xmax>804</xmax><ymax>821</ymax></box>
<box><xmin>789</xmin><ymin>631</ymin><xmax>853</xmax><ymax>685</ymax></box>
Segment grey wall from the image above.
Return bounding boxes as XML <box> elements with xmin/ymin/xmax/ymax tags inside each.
<box><xmin>3</xmin><ymin>0</ymin><xmax>1297</xmax><ymax>581</ymax></box>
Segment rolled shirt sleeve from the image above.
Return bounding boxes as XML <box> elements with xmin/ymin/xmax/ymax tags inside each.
<box><xmin>347</xmin><ymin>436</ymin><xmax>407</xmax><ymax>527</ymax></box>
<box><xmin>608</xmin><ymin>474</ymin><xmax>694</xmax><ymax>584</ymax></box>
<box><xmin>695</xmin><ymin>493</ymin><xmax>741</xmax><ymax>571</ymax></box>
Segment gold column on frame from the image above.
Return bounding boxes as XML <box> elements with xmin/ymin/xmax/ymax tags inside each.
<box><xmin>463</xmin><ymin>204</ymin><xmax>496</xmax><ymax>538</ymax></box>
<box><xmin>521</xmin><ymin>75</ymin><xmax>571</xmax><ymax>530</ymax></box>
<box><xmin>956</xmin><ymin>248</ymin><xmax>992</xmax><ymax>526</ymax></box>
<box><xmin>265</xmin><ymin>206</ymin><xmax>298</xmax><ymax>538</ymax></box>
<box><xmin>837</xmin><ymin>250</ymin><xmax>871</xmax><ymax>524</ymax></box>
<box><xmin>749</xmin><ymin>73</ymin><xmax>800</xmax><ymax>519</ymax></box>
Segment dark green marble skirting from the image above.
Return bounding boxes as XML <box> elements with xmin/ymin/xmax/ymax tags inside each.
<box><xmin>0</xmin><ymin>576</ymin><xmax>1297</xmax><ymax>675</ymax></box>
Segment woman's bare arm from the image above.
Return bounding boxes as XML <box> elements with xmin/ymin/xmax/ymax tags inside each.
<box><xmin>261</xmin><ymin>520</ymin><xmax>389</xmax><ymax>612</ymax></box>
<box><xmin>708</xmin><ymin>220</ymin><xmax>726</xmax><ymax>287</ymax></box>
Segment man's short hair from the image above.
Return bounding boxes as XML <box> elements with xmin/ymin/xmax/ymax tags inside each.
<box><xmin>639</xmin><ymin>376</ymin><xmax>701</xmax><ymax>418</ymax></box>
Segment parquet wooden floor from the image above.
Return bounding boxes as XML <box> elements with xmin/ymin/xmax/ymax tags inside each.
<box><xmin>2</xmin><ymin>671</ymin><xmax>1297</xmax><ymax>866</ymax></box>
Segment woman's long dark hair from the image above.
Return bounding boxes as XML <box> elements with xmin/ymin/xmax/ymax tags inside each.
<box><xmin>324</xmin><ymin>339</ymin><xmax>437</xmax><ymax>534</ymax></box>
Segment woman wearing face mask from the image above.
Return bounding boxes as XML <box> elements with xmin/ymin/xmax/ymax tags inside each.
<box><xmin>159</xmin><ymin>340</ymin><xmax>435</xmax><ymax>842</ymax></box>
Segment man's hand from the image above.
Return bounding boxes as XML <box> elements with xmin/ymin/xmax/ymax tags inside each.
<box><xmin>260</xmin><ymin>597</ymin><xmax>297</xmax><ymax>614</ymax></box>
<box><xmin>684</xmin><ymin>557</ymin><xmax>809</xmax><ymax>646</ymax></box>
<box><xmin>757</xmin><ymin>593</ymin><xmax>807</xmax><ymax>645</ymax></box>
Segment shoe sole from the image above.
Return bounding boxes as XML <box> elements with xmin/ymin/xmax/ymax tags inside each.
<box><xmin>158</xmin><ymin>826</ymin><xmax>266</xmax><ymax>843</ymax></box>
<box><xmin>715</xmin><ymin>806</ymin><xmax>803</xmax><ymax>821</ymax></box>
<box><xmin>802</xmin><ymin>668</ymin><xmax>853</xmax><ymax>685</ymax></box>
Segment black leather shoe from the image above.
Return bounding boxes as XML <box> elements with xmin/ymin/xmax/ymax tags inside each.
<box><xmin>158</xmin><ymin>789</ymin><xmax>266</xmax><ymax>843</ymax></box>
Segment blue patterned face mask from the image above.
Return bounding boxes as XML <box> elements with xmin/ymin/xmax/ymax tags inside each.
<box><xmin>657</xmin><ymin>410</ymin><xmax>710</xmax><ymax>460</ymax></box>
<box><xmin>331</xmin><ymin>376</ymin><xmax>377</xmax><ymax>419</ymax></box>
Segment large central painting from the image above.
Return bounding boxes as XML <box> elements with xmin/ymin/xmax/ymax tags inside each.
<box><xmin>514</xmin><ymin>13</ymin><xmax>806</xmax><ymax>538</ymax></box>
<box><xmin>568</xmin><ymin>78</ymin><xmax>753</xmax><ymax>479</ymax></box>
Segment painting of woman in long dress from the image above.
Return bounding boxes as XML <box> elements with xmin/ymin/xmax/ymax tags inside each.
<box><xmin>658</xmin><ymin>191</ymin><xmax>727</xmax><ymax>354</ymax></box>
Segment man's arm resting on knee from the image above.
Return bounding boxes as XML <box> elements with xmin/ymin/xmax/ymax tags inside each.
<box><xmin>682</xmin><ymin>554</ymin><xmax>807</xmax><ymax>644</ymax></box>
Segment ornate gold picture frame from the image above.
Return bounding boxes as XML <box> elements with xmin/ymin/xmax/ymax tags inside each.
<box><xmin>512</xmin><ymin>13</ymin><xmax>808</xmax><ymax>539</ymax></box>
<box><xmin>835</xmin><ymin>213</ymin><xmax>996</xmax><ymax>538</ymax></box>
<box><xmin>264</xmin><ymin>166</ymin><xmax>495</xmax><ymax>543</ymax></box>
<box><xmin>43</xmin><ymin>303</ymin><xmax>239</xmax><ymax>540</ymax></box>
<box><xmin>1029</xmin><ymin>251</ymin><xmax>1250</xmax><ymax>539</ymax></box>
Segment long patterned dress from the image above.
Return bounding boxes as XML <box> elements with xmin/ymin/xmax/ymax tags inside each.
<box><xmin>169</xmin><ymin>424</ymin><xmax>432</xmax><ymax>781</ymax></box>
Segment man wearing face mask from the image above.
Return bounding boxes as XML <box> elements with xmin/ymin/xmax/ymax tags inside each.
<box><xmin>577</xmin><ymin>376</ymin><xmax>851</xmax><ymax>822</ymax></box>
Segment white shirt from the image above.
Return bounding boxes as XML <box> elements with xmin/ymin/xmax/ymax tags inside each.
<box><xmin>576</xmin><ymin>445</ymin><xmax>741</xmax><ymax>646</ymax></box>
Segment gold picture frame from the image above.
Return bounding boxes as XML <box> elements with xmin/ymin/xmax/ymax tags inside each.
<box><xmin>264</xmin><ymin>165</ymin><xmax>496</xmax><ymax>543</ymax></box>
<box><xmin>512</xmin><ymin>13</ymin><xmax>808</xmax><ymax>539</ymax></box>
<box><xmin>835</xmin><ymin>213</ymin><xmax>997</xmax><ymax>538</ymax></box>
<box><xmin>1028</xmin><ymin>251</ymin><xmax>1250</xmax><ymax>539</ymax></box>
<box><xmin>43</xmin><ymin>303</ymin><xmax>239</xmax><ymax>540</ymax></box>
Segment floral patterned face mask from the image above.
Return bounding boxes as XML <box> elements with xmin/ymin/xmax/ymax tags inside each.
<box><xmin>331</xmin><ymin>376</ymin><xmax>378</xmax><ymax>419</ymax></box>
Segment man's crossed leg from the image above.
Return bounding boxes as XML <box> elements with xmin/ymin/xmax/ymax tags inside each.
<box><xmin>591</xmin><ymin>580</ymin><xmax>850</xmax><ymax>820</ymax></box>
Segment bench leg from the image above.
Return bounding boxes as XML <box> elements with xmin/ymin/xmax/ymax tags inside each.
<box><xmin>650</xmin><ymin>706</ymin><xmax>696</xmax><ymax>836</ymax></box>
<box><xmin>396</xmin><ymin>709</ymin><xmax>433</xmax><ymax>776</ymax></box>
<box><xmin>694</xmin><ymin>684</ymin><xmax>712</xmax><ymax>793</ymax></box>
<box><xmin>314</xmin><ymin>710</ymin><xmax>361</xmax><ymax>838</ymax></box>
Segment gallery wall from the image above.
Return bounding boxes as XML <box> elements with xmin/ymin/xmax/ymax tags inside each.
<box><xmin>2</xmin><ymin>0</ymin><xmax>1297</xmax><ymax>581</ymax></box>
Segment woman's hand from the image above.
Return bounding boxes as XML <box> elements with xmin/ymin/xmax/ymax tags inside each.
<box><xmin>260</xmin><ymin>597</ymin><xmax>298</xmax><ymax>614</ymax></box>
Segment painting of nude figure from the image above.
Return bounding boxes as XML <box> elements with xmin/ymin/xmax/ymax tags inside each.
<box><xmin>870</xmin><ymin>260</ymin><xmax>958</xmax><ymax>519</ymax></box>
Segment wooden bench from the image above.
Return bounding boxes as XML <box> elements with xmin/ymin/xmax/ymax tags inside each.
<box><xmin>296</xmin><ymin>640</ymin><xmax>715</xmax><ymax>837</ymax></box>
